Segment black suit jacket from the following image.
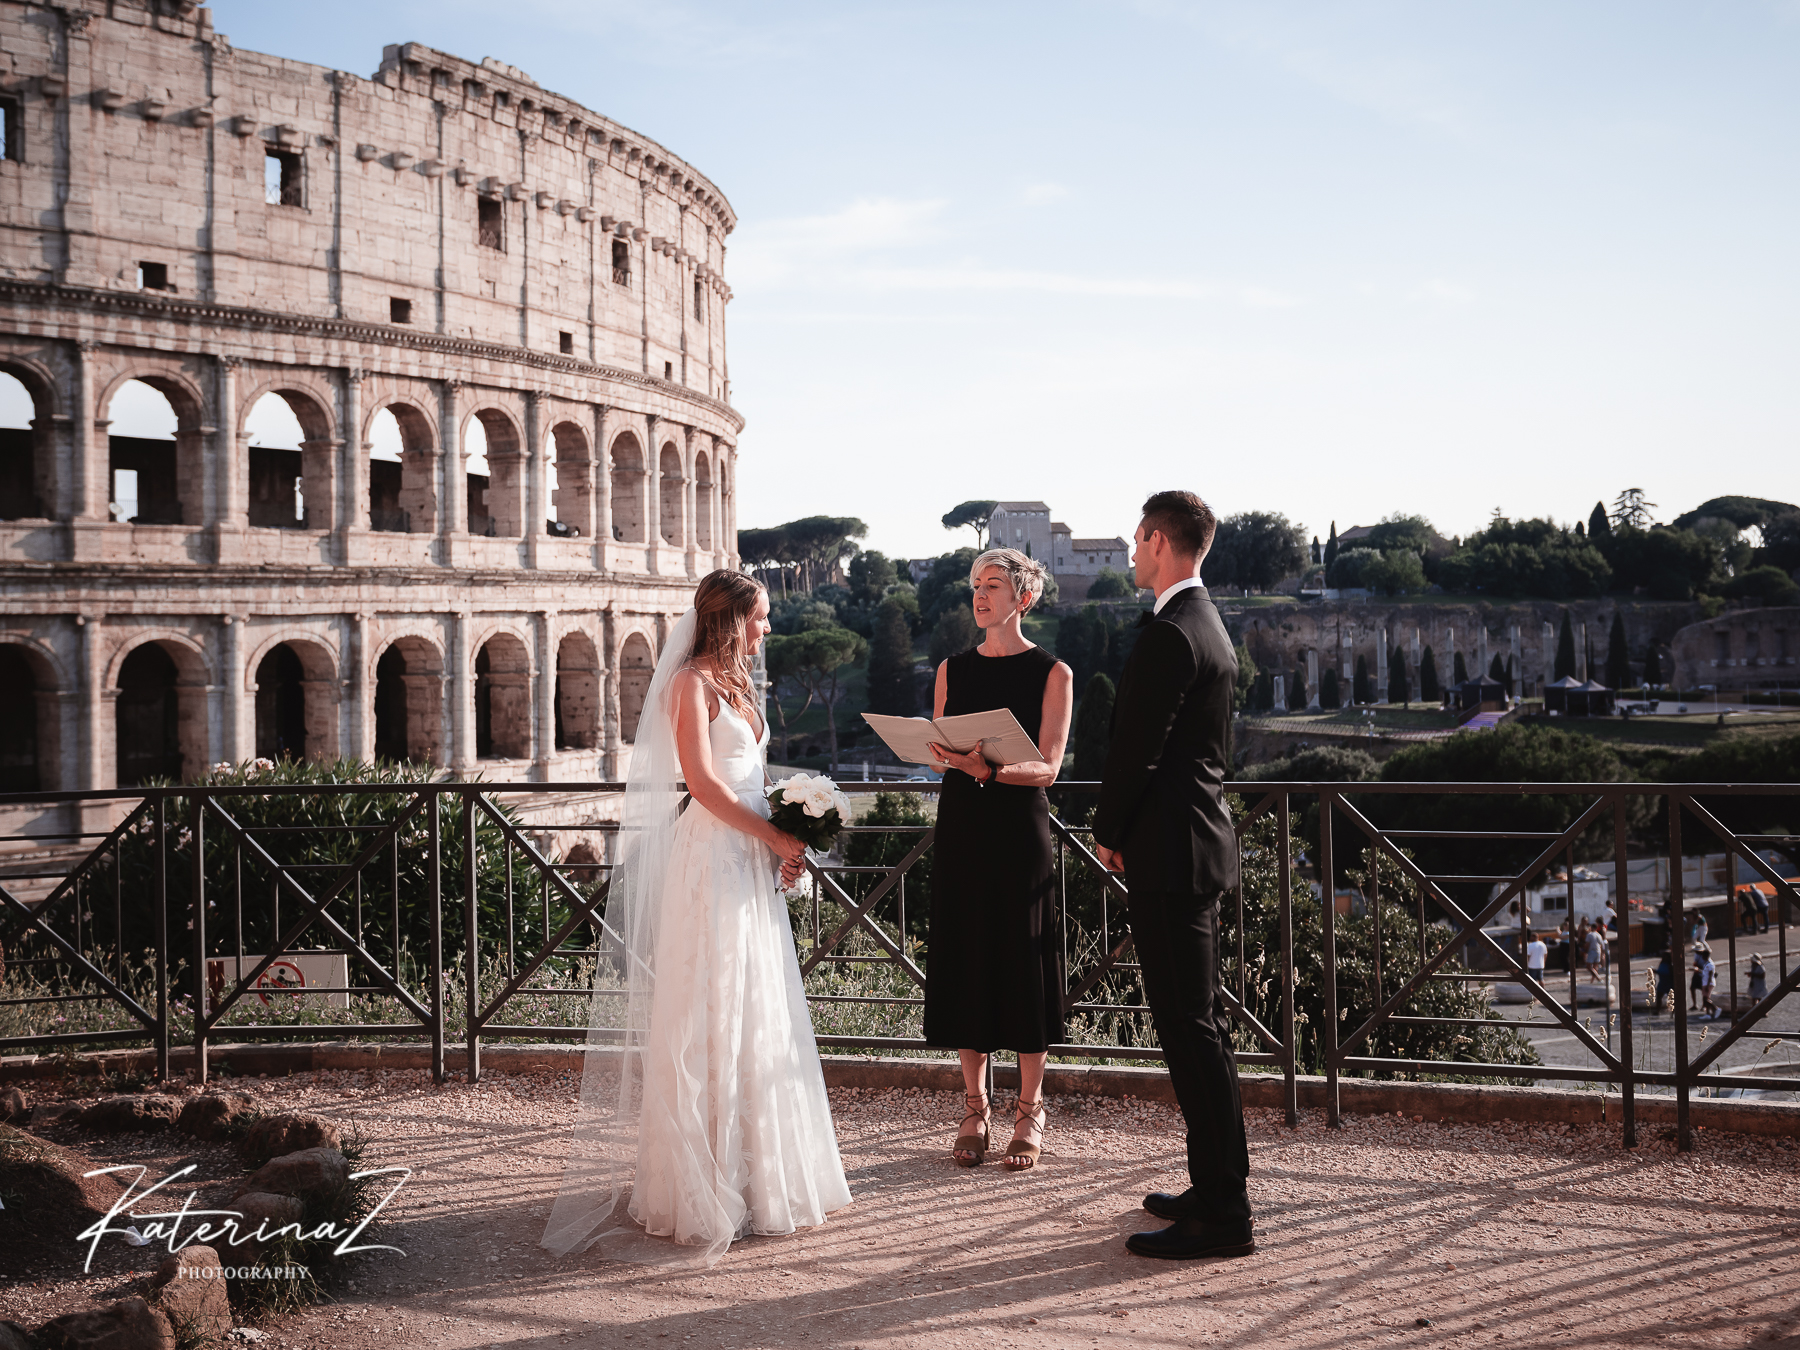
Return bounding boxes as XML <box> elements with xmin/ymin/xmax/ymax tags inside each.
<box><xmin>1092</xmin><ymin>585</ymin><xmax>1239</xmax><ymax>896</ymax></box>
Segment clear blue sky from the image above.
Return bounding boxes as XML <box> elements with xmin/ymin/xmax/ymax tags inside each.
<box><xmin>210</xmin><ymin>0</ymin><xmax>1800</xmax><ymax>559</ymax></box>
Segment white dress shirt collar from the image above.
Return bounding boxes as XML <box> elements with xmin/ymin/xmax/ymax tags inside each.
<box><xmin>1152</xmin><ymin>575</ymin><xmax>1205</xmax><ymax>615</ymax></box>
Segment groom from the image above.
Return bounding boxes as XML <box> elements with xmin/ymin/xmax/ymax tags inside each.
<box><xmin>1092</xmin><ymin>490</ymin><xmax>1254</xmax><ymax>1260</ymax></box>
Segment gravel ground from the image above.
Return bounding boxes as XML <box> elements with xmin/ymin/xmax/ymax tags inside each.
<box><xmin>3</xmin><ymin>1069</ymin><xmax>1798</xmax><ymax>1349</ymax></box>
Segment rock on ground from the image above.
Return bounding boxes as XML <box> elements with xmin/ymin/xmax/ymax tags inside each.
<box><xmin>177</xmin><ymin>1092</ymin><xmax>256</xmax><ymax>1142</ymax></box>
<box><xmin>0</xmin><ymin>1086</ymin><xmax>25</xmax><ymax>1124</ymax></box>
<box><xmin>77</xmin><ymin>1095</ymin><xmax>182</xmax><ymax>1134</ymax></box>
<box><xmin>148</xmin><ymin>1245</ymin><xmax>233</xmax><ymax>1346</ymax></box>
<box><xmin>237</xmin><ymin>1146</ymin><xmax>348</xmax><ymax>1204</ymax></box>
<box><xmin>237</xmin><ymin>1112</ymin><xmax>340</xmax><ymax>1165</ymax></box>
<box><xmin>34</xmin><ymin>1295</ymin><xmax>172</xmax><ymax>1350</ymax></box>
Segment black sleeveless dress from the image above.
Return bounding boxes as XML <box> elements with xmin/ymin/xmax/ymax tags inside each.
<box><xmin>923</xmin><ymin>645</ymin><xmax>1065</xmax><ymax>1054</ymax></box>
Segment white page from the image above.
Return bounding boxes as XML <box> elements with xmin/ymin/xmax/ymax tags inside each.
<box><xmin>861</xmin><ymin>710</ymin><xmax>1042</xmax><ymax>768</ymax></box>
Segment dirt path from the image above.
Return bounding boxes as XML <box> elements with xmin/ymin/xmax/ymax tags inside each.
<box><xmin>3</xmin><ymin>1070</ymin><xmax>1797</xmax><ymax>1348</ymax></box>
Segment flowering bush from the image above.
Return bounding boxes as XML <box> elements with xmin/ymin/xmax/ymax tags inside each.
<box><xmin>766</xmin><ymin>773</ymin><xmax>852</xmax><ymax>853</ymax></box>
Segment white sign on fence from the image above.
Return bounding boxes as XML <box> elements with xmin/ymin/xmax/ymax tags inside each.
<box><xmin>204</xmin><ymin>953</ymin><xmax>350</xmax><ymax>1012</ymax></box>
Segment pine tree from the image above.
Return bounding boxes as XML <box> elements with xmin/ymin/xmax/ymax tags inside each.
<box><xmin>1291</xmin><ymin>665</ymin><xmax>1309</xmax><ymax>711</ymax></box>
<box><xmin>1555</xmin><ymin>610</ymin><xmax>1576</xmax><ymax>681</ymax></box>
<box><xmin>1323</xmin><ymin>521</ymin><xmax>1339</xmax><ymax>571</ymax></box>
<box><xmin>1453</xmin><ymin>650</ymin><xmax>1469</xmax><ymax>685</ymax></box>
<box><xmin>1071</xmin><ymin>673</ymin><xmax>1115</xmax><ymax>782</ymax></box>
<box><xmin>1604</xmin><ymin>610</ymin><xmax>1630</xmax><ymax>689</ymax></box>
<box><xmin>1419</xmin><ymin>646</ymin><xmax>1440</xmax><ymax>701</ymax></box>
<box><xmin>1321</xmin><ymin>668</ymin><xmax>1341</xmax><ymax>709</ymax></box>
<box><xmin>1588</xmin><ymin>501</ymin><xmax>1612</xmax><ymax>545</ymax></box>
<box><xmin>1388</xmin><ymin>646</ymin><xmax>1408</xmax><ymax>705</ymax></box>
<box><xmin>865</xmin><ymin>597</ymin><xmax>917</xmax><ymax>715</ymax></box>
<box><xmin>1353</xmin><ymin>655</ymin><xmax>1371</xmax><ymax>705</ymax></box>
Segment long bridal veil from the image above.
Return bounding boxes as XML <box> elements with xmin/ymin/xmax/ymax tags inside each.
<box><xmin>541</xmin><ymin>609</ymin><xmax>696</xmax><ymax>1260</ymax></box>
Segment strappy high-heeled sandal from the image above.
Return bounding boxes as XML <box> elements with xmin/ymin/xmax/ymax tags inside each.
<box><xmin>1004</xmin><ymin>1096</ymin><xmax>1047</xmax><ymax>1171</ymax></box>
<box><xmin>953</xmin><ymin>1092</ymin><xmax>991</xmax><ymax>1167</ymax></box>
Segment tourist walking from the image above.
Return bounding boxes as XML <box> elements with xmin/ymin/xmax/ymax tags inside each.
<box><xmin>923</xmin><ymin>548</ymin><xmax>1073</xmax><ymax>1173</ymax></box>
<box><xmin>1690</xmin><ymin>945</ymin><xmax>1706</xmax><ymax>1011</ymax></box>
<box><xmin>1698</xmin><ymin>947</ymin><xmax>1718</xmax><ymax>1019</ymax></box>
<box><xmin>1093</xmin><ymin>490</ymin><xmax>1254</xmax><ymax>1261</ymax></box>
<box><xmin>1584</xmin><ymin>923</ymin><xmax>1605</xmax><ymax>980</ymax></box>
<box><xmin>1748</xmin><ymin>953</ymin><xmax>1769</xmax><ymax>1003</ymax></box>
<box><xmin>1654</xmin><ymin>952</ymin><xmax>1674</xmax><ymax>1012</ymax></box>
<box><xmin>543</xmin><ymin>571</ymin><xmax>850</xmax><ymax>1264</ymax></box>
<box><xmin>1524</xmin><ymin>930</ymin><xmax>1548</xmax><ymax>983</ymax></box>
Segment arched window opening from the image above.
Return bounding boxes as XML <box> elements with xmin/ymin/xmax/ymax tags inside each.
<box><xmin>474</xmin><ymin>634</ymin><xmax>531</xmax><ymax>760</ymax></box>
<box><xmin>246</xmin><ymin>393</ymin><xmax>307</xmax><ymax>528</ymax></box>
<box><xmin>618</xmin><ymin>634</ymin><xmax>654</xmax><ymax>743</ymax></box>
<box><xmin>554</xmin><ymin>632</ymin><xmax>600</xmax><ymax>751</ymax></box>
<box><xmin>107</xmin><ymin>380</ymin><xmax>183</xmax><ymax>526</ymax></box>
<box><xmin>254</xmin><ymin>643</ymin><xmax>307</xmax><ymax>762</ymax></box>
<box><xmin>369</xmin><ymin>403</ymin><xmax>436</xmax><ymax>534</ymax></box>
<box><xmin>116</xmin><ymin>643</ymin><xmax>181</xmax><ymax>785</ymax></box>
<box><xmin>548</xmin><ymin>422</ymin><xmax>590</xmax><ymax>538</ymax></box>
<box><xmin>0</xmin><ymin>370</ymin><xmax>44</xmax><ymax>521</ymax></box>
<box><xmin>658</xmin><ymin>443</ymin><xmax>683</xmax><ymax>546</ymax></box>
<box><xmin>373</xmin><ymin>636</ymin><xmax>443</xmax><ymax>766</ymax></box>
<box><xmin>373</xmin><ymin>646</ymin><xmax>408</xmax><ymax>762</ymax></box>
<box><xmin>368</xmin><ymin>408</ymin><xmax>406</xmax><ymax>532</ymax></box>
<box><xmin>465</xmin><ymin>410</ymin><xmax>523</xmax><ymax>538</ymax></box>
<box><xmin>609</xmin><ymin>433</ymin><xmax>645</xmax><ymax>543</ymax></box>
<box><xmin>0</xmin><ymin>645</ymin><xmax>40</xmax><ymax>791</ymax></box>
<box><xmin>693</xmin><ymin>450</ymin><xmax>714</xmax><ymax>552</ymax></box>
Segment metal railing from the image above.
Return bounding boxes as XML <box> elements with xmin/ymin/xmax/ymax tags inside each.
<box><xmin>1</xmin><ymin>779</ymin><xmax>1794</xmax><ymax>1152</ymax></box>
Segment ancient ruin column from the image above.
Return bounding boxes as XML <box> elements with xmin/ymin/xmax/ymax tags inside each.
<box><xmin>723</xmin><ymin>444</ymin><xmax>739</xmax><ymax>566</ymax></box>
<box><xmin>345</xmin><ymin>611</ymin><xmax>373</xmax><ymax>764</ymax></box>
<box><xmin>593</xmin><ymin>403</ymin><xmax>613</xmax><ymax>570</ymax></box>
<box><xmin>449</xmin><ymin>610</ymin><xmax>476</xmax><ymax>775</ymax></box>
<box><xmin>643</xmin><ymin>413</ymin><xmax>661</xmax><ymax>574</ymax></box>
<box><xmin>1305</xmin><ymin>649</ymin><xmax>1321</xmax><ymax>712</ymax></box>
<box><xmin>682</xmin><ymin>425</ymin><xmax>700</xmax><ymax>578</ymax></box>
<box><xmin>211</xmin><ymin>355</ymin><xmax>247</xmax><ymax>564</ymax></box>
<box><xmin>77</xmin><ymin>613</ymin><xmax>105</xmax><ymax>790</ymax></box>
<box><xmin>601</xmin><ymin>604</ymin><xmax>623</xmax><ymax>779</ymax></box>
<box><xmin>1509</xmin><ymin>624</ymin><xmax>1522</xmax><ymax>698</ymax></box>
<box><xmin>1447</xmin><ymin>626</ymin><xmax>1458</xmax><ymax>687</ymax></box>
<box><xmin>1542</xmin><ymin>620</ymin><xmax>1556</xmax><ymax>692</ymax></box>
<box><xmin>66</xmin><ymin>340</ymin><xmax>110</xmax><ymax>562</ymax></box>
<box><xmin>1410</xmin><ymin>628</ymin><xmax>1422</xmax><ymax>703</ymax></box>
<box><xmin>1376</xmin><ymin>628</ymin><xmax>1389</xmax><ymax>705</ymax></box>
<box><xmin>56</xmin><ymin>9</ymin><xmax>106</xmax><ymax>290</ymax></box>
<box><xmin>1272</xmin><ymin>674</ymin><xmax>1286</xmax><ymax>713</ymax></box>
<box><xmin>1578</xmin><ymin>623</ymin><xmax>1589</xmax><ymax>681</ymax></box>
<box><xmin>1478</xmin><ymin>626</ymin><xmax>1490</xmax><ymax>684</ymax></box>
<box><xmin>524</xmin><ymin>390</ymin><xmax>547</xmax><ymax>568</ymax></box>
<box><xmin>220</xmin><ymin>615</ymin><xmax>243</xmax><ymax>765</ymax></box>
<box><xmin>440</xmin><ymin>379</ymin><xmax>466</xmax><ymax>541</ymax></box>
<box><xmin>534</xmin><ymin>611</ymin><xmax>556</xmax><ymax>781</ymax></box>
<box><xmin>340</xmin><ymin>370</ymin><xmax>368</xmax><ymax>561</ymax></box>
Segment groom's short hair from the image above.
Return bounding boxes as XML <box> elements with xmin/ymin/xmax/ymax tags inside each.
<box><xmin>1140</xmin><ymin>490</ymin><xmax>1216</xmax><ymax>558</ymax></box>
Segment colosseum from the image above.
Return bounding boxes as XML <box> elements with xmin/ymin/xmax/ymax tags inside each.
<box><xmin>0</xmin><ymin>0</ymin><xmax>742</xmax><ymax>801</ymax></box>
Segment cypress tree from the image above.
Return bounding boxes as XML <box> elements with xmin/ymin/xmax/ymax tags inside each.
<box><xmin>1453</xmin><ymin>650</ymin><xmax>1469</xmax><ymax>685</ymax></box>
<box><xmin>1419</xmin><ymin>646</ymin><xmax>1440</xmax><ymax>701</ymax></box>
<box><xmin>866</xmin><ymin>597</ymin><xmax>917</xmax><ymax>715</ymax></box>
<box><xmin>1323</xmin><ymin>521</ymin><xmax>1340</xmax><ymax>571</ymax></box>
<box><xmin>1488</xmin><ymin>653</ymin><xmax>1507</xmax><ymax>688</ymax></box>
<box><xmin>1290</xmin><ymin>665</ymin><xmax>1309</xmax><ymax>711</ymax></box>
<box><xmin>1644</xmin><ymin>643</ymin><xmax>1664</xmax><ymax>687</ymax></box>
<box><xmin>1321</xmin><ymin>668</ymin><xmax>1341</xmax><ymax>710</ymax></box>
<box><xmin>1353</xmin><ymin>654</ymin><xmax>1371</xmax><ymax>705</ymax></box>
<box><xmin>1605</xmin><ymin>610</ymin><xmax>1631</xmax><ymax>689</ymax></box>
<box><xmin>1555</xmin><ymin>610</ymin><xmax>1577</xmax><ymax>681</ymax></box>
<box><xmin>1071</xmin><ymin>672</ymin><xmax>1115</xmax><ymax>782</ymax></box>
<box><xmin>1588</xmin><ymin>501</ymin><xmax>1612</xmax><ymax>546</ymax></box>
<box><xmin>1388</xmin><ymin>646</ymin><xmax>1408</xmax><ymax>705</ymax></box>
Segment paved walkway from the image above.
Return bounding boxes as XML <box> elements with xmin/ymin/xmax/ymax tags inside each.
<box><xmin>5</xmin><ymin>1069</ymin><xmax>1798</xmax><ymax>1348</ymax></box>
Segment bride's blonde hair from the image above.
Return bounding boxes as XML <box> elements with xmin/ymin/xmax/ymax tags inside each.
<box><xmin>690</xmin><ymin>569</ymin><xmax>766</xmax><ymax>720</ymax></box>
<box><xmin>969</xmin><ymin>548</ymin><xmax>1049</xmax><ymax>610</ymax></box>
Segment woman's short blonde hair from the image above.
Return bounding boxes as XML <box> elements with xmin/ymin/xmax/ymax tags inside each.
<box><xmin>969</xmin><ymin>548</ymin><xmax>1049</xmax><ymax>609</ymax></box>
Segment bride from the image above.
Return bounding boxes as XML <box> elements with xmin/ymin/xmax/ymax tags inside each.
<box><xmin>542</xmin><ymin>570</ymin><xmax>851</xmax><ymax>1264</ymax></box>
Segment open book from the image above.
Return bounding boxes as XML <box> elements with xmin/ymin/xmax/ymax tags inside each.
<box><xmin>860</xmin><ymin>710</ymin><xmax>1043</xmax><ymax>769</ymax></box>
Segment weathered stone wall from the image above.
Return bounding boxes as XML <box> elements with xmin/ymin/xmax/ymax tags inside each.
<box><xmin>0</xmin><ymin>1</ymin><xmax>744</xmax><ymax>803</ymax></box>
<box><xmin>1668</xmin><ymin>606</ymin><xmax>1800</xmax><ymax>691</ymax></box>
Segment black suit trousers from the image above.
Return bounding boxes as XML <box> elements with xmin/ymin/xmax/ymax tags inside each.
<box><xmin>1126</xmin><ymin>888</ymin><xmax>1251</xmax><ymax>1223</ymax></box>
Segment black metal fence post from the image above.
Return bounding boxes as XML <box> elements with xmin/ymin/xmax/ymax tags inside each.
<box><xmin>1669</xmin><ymin>797</ymin><xmax>1691</xmax><ymax>1151</ymax></box>
<box><xmin>191</xmin><ymin>790</ymin><xmax>207</xmax><ymax>1085</ymax></box>
<box><xmin>1612</xmin><ymin>793</ymin><xmax>1636</xmax><ymax>1146</ymax></box>
<box><xmin>429</xmin><ymin>788</ymin><xmax>444</xmax><ymax>1085</ymax></box>
<box><xmin>1320</xmin><ymin>789</ymin><xmax>1339</xmax><ymax>1127</ymax></box>
<box><xmin>465</xmin><ymin>790</ymin><xmax>480</xmax><ymax>1084</ymax></box>
<box><xmin>154</xmin><ymin>794</ymin><xmax>169</xmax><ymax>1082</ymax></box>
<box><xmin>1278</xmin><ymin>791</ymin><xmax>1297</xmax><ymax>1128</ymax></box>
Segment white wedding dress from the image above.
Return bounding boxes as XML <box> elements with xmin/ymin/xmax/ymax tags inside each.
<box><xmin>626</xmin><ymin>703</ymin><xmax>851</xmax><ymax>1248</ymax></box>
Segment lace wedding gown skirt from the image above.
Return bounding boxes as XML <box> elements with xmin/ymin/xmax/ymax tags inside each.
<box><xmin>626</xmin><ymin>705</ymin><xmax>850</xmax><ymax>1251</ymax></box>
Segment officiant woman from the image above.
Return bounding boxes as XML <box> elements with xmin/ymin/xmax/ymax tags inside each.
<box><xmin>924</xmin><ymin>548</ymin><xmax>1073</xmax><ymax>1171</ymax></box>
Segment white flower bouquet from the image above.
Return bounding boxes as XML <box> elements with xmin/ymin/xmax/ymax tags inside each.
<box><xmin>765</xmin><ymin>773</ymin><xmax>853</xmax><ymax>853</ymax></box>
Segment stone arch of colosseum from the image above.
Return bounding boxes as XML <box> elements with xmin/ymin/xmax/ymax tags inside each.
<box><xmin>242</xmin><ymin>629</ymin><xmax>342</xmax><ymax>765</ymax></box>
<box><xmin>0</xmin><ymin>634</ymin><xmax>70</xmax><ymax>793</ymax></box>
<box><xmin>1</xmin><ymin>13</ymin><xmax>740</xmax><ymax>803</ymax></box>
<box><xmin>473</xmin><ymin>627</ymin><xmax>534</xmax><ymax>762</ymax></box>
<box><xmin>107</xmin><ymin>630</ymin><xmax>213</xmax><ymax>787</ymax></box>
<box><xmin>615</xmin><ymin>629</ymin><xmax>658</xmax><ymax>744</ymax></box>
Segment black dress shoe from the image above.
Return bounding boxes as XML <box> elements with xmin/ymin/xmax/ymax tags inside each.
<box><xmin>1142</xmin><ymin>1190</ymin><xmax>1198</xmax><ymax>1221</ymax></box>
<box><xmin>1125</xmin><ymin>1218</ymin><xmax>1255</xmax><ymax>1260</ymax></box>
